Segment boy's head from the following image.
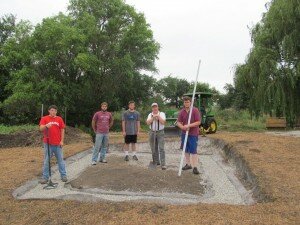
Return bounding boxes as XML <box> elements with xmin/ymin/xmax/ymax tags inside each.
<box><xmin>151</xmin><ymin>103</ymin><xmax>159</xmax><ymax>113</ymax></box>
<box><xmin>183</xmin><ymin>96</ymin><xmax>191</xmax><ymax>108</ymax></box>
<box><xmin>48</xmin><ymin>105</ymin><xmax>58</xmax><ymax>117</ymax></box>
<box><xmin>101</xmin><ymin>102</ymin><xmax>108</xmax><ymax>111</ymax></box>
<box><xmin>128</xmin><ymin>101</ymin><xmax>135</xmax><ymax>110</ymax></box>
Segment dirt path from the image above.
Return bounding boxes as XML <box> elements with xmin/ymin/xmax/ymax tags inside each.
<box><xmin>266</xmin><ymin>130</ymin><xmax>300</xmax><ymax>137</ymax></box>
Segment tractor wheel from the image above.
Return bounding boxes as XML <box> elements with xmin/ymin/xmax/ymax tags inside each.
<box><xmin>207</xmin><ymin>118</ymin><xmax>217</xmax><ymax>134</ymax></box>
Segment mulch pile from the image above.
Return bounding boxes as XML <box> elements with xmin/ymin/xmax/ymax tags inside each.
<box><xmin>0</xmin><ymin>131</ymin><xmax>299</xmax><ymax>224</ymax></box>
<box><xmin>0</xmin><ymin>126</ymin><xmax>90</xmax><ymax>148</ymax></box>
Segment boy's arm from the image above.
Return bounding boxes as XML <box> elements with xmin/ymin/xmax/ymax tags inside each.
<box><xmin>137</xmin><ymin>121</ymin><xmax>141</xmax><ymax>135</ymax></box>
<box><xmin>146</xmin><ymin>113</ymin><xmax>153</xmax><ymax>125</ymax></box>
<box><xmin>92</xmin><ymin>120</ymin><xmax>96</xmax><ymax>132</ymax></box>
<box><xmin>177</xmin><ymin>121</ymin><xmax>185</xmax><ymax>130</ymax></box>
<box><xmin>39</xmin><ymin>117</ymin><xmax>51</xmax><ymax>131</ymax></box>
<box><xmin>60</xmin><ymin>129</ymin><xmax>65</xmax><ymax>146</ymax></box>
<box><xmin>177</xmin><ymin>111</ymin><xmax>185</xmax><ymax>130</ymax></box>
<box><xmin>122</xmin><ymin>119</ymin><xmax>126</xmax><ymax>136</ymax></box>
<box><xmin>157</xmin><ymin>113</ymin><xmax>166</xmax><ymax>125</ymax></box>
<box><xmin>184</xmin><ymin>109</ymin><xmax>201</xmax><ymax>128</ymax></box>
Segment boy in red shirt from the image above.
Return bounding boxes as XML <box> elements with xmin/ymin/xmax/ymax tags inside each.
<box><xmin>39</xmin><ymin>105</ymin><xmax>67</xmax><ymax>183</ymax></box>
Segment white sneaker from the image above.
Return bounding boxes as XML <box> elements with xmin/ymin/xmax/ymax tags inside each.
<box><xmin>100</xmin><ymin>159</ymin><xmax>107</xmax><ymax>163</ymax></box>
<box><xmin>92</xmin><ymin>161</ymin><xmax>97</xmax><ymax>165</ymax></box>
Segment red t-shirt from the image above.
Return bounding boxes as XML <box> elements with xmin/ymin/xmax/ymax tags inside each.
<box><xmin>39</xmin><ymin>115</ymin><xmax>65</xmax><ymax>145</ymax></box>
<box><xmin>93</xmin><ymin>111</ymin><xmax>112</xmax><ymax>133</ymax></box>
<box><xmin>177</xmin><ymin>107</ymin><xmax>201</xmax><ymax>136</ymax></box>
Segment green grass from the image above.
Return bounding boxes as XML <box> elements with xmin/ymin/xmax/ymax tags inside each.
<box><xmin>214</xmin><ymin>108</ymin><xmax>266</xmax><ymax>132</ymax></box>
<box><xmin>0</xmin><ymin>124</ymin><xmax>38</xmax><ymax>134</ymax></box>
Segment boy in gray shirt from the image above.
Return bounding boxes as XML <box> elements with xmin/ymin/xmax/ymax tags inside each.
<box><xmin>122</xmin><ymin>101</ymin><xmax>140</xmax><ymax>161</ymax></box>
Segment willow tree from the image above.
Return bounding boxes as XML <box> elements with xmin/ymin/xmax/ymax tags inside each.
<box><xmin>234</xmin><ymin>0</ymin><xmax>300</xmax><ymax>126</ymax></box>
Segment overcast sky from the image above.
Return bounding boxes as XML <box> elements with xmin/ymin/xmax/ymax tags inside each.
<box><xmin>0</xmin><ymin>0</ymin><xmax>269</xmax><ymax>93</ymax></box>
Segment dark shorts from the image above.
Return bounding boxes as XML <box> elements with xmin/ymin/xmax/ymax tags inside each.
<box><xmin>125</xmin><ymin>135</ymin><xmax>137</xmax><ymax>144</ymax></box>
<box><xmin>180</xmin><ymin>133</ymin><xmax>198</xmax><ymax>154</ymax></box>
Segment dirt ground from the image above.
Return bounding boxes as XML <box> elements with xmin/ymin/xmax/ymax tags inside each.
<box><xmin>70</xmin><ymin>156</ymin><xmax>204</xmax><ymax>195</ymax></box>
<box><xmin>0</xmin><ymin>130</ymin><xmax>299</xmax><ymax>224</ymax></box>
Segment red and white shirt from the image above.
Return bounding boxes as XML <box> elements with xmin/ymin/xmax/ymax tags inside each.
<box><xmin>93</xmin><ymin>111</ymin><xmax>112</xmax><ymax>134</ymax></box>
<box><xmin>39</xmin><ymin>115</ymin><xmax>65</xmax><ymax>145</ymax></box>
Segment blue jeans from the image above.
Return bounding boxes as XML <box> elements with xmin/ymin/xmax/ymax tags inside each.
<box><xmin>43</xmin><ymin>144</ymin><xmax>67</xmax><ymax>179</ymax></box>
<box><xmin>92</xmin><ymin>133</ymin><xmax>109</xmax><ymax>162</ymax></box>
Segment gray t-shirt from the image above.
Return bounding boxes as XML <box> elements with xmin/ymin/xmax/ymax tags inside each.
<box><xmin>122</xmin><ymin>110</ymin><xmax>140</xmax><ymax>135</ymax></box>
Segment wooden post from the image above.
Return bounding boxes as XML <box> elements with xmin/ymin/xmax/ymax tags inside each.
<box><xmin>41</xmin><ymin>104</ymin><xmax>44</xmax><ymax>118</ymax></box>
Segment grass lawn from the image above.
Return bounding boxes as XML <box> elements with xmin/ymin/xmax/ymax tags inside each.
<box><xmin>0</xmin><ymin>124</ymin><xmax>38</xmax><ymax>134</ymax></box>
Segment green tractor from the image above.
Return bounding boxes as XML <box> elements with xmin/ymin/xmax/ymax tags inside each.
<box><xmin>164</xmin><ymin>92</ymin><xmax>217</xmax><ymax>136</ymax></box>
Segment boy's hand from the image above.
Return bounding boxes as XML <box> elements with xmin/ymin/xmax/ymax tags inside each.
<box><xmin>183</xmin><ymin>125</ymin><xmax>190</xmax><ymax>131</ymax></box>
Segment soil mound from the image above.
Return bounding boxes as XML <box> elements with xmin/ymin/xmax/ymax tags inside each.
<box><xmin>0</xmin><ymin>126</ymin><xmax>91</xmax><ymax>148</ymax></box>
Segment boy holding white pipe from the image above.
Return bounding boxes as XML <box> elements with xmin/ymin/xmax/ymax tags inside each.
<box><xmin>177</xmin><ymin>96</ymin><xmax>201</xmax><ymax>175</ymax></box>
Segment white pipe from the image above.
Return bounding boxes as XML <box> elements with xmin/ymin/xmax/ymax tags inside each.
<box><xmin>178</xmin><ymin>60</ymin><xmax>201</xmax><ymax>176</ymax></box>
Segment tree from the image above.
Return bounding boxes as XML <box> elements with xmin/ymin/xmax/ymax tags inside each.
<box><xmin>0</xmin><ymin>14</ymin><xmax>16</xmax><ymax>104</ymax></box>
<box><xmin>0</xmin><ymin>18</ymin><xmax>33</xmax><ymax>123</ymax></box>
<box><xmin>218</xmin><ymin>83</ymin><xmax>235</xmax><ymax>110</ymax></box>
<box><xmin>67</xmin><ymin>0</ymin><xmax>160</xmax><ymax>124</ymax></box>
<box><xmin>156</xmin><ymin>75</ymin><xmax>190</xmax><ymax>107</ymax></box>
<box><xmin>233</xmin><ymin>0</ymin><xmax>300</xmax><ymax>125</ymax></box>
<box><xmin>1</xmin><ymin>0</ymin><xmax>160</xmax><ymax>126</ymax></box>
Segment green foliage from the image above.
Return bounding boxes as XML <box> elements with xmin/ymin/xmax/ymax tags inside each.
<box><xmin>0</xmin><ymin>0</ymin><xmax>160</xmax><ymax>126</ymax></box>
<box><xmin>0</xmin><ymin>15</ymin><xmax>17</xmax><ymax>105</ymax></box>
<box><xmin>0</xmin><ymin>124</ymin><xmax>37</xmax><ymax>134</ymax></box>
<box><xmin>0</xmin><ymin>0</ymin><xmax>223</xmax><ymax>128</ymax></box>
<box><xmin>190</xmin><ymin>82</ymin><xmax>219</xmax><ymax>95</ymax></box>
<box><xmin>232</xmin><ymin>0</ymin><xmax>300</xmax><ymax>126</ymax></box>
<box><xmin>215</xmin><ymin>108</ymin><xmax>266</xmax><ymax>132</ymax></box>
<box><xmin>217</xmin><ymin>83</ymin><xmax>249</xmax><ymax>110</ymax></box>
<box><xmin>155</xmin><ymin>75</ymin><xmax>190</xmax><ymax>107</ymax></box>
<box><xmin>110</xmin><ymin>111</ymin><xmax>122</xmax><ymax>132</ymax></box>
<box><xmin>156</xmin><ymin>76</ymin><xmax>218</xmax><ymax>108</ymax></box>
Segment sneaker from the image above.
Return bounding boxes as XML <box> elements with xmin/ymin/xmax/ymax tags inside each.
<box><xmin>92</xmin><ymin>161</ymin><xmax>97</xmax><ymax>165</ymax></box>
<box><xmin>39</xmin><ymin>178</ymin><xmax>48</xmax><ymax>184</ymax></box>
<box><xmin>132</xmin><ymin>155</ymin><xmax>138</xmax><ymax>161</ymax></box>
<box><xmin>193</xmin><ymin>167</ymin><xmax>200</xmax><ymax>175</ymax></box>
<box><xmin>61</xmin><ymin>176</ymin><xmax>68</xmax><ymax>182</ymax></box>
<box><xmin>100</xmin><ymin>159</ymin><xmax>107</xmax><ymax>163</ymax></box>
<box><xmin>161</xmin><ymin>165</ymin><xmax>167</xmax><ymax>170</ymax></box>
<box><xmin>153</xmin><ymin>161</ymin><xmax>159</xmax><ymax>166</ymax></box>
<box><xmin>124</xmin><ymin>155</ymin><xmax>129</xmax><ymax>161</ymax></box>
<box><xmin>182</xmin><ymin>164</ymin><xmax>192</xmax><ymax>170</ymax></box>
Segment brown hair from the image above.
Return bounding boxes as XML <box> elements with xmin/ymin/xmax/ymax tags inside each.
<box><xmin>128</xmin><ymin>100</ymin><xmax>135</xmax><ymax>105</ymax></box>
<box><xmin>48</xmin><ymin>105</ymin><xmax>58</xmax><ymax>110</ymax></box>
<box><xmin>183</xmin><ymin>96</ymin><xmax>191</xmax><ymax>102</ymax></box>
<box><xmin>101</xmin><ymin>102</ymin><xmax>108</xmax><ymax>106</ymax></box>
